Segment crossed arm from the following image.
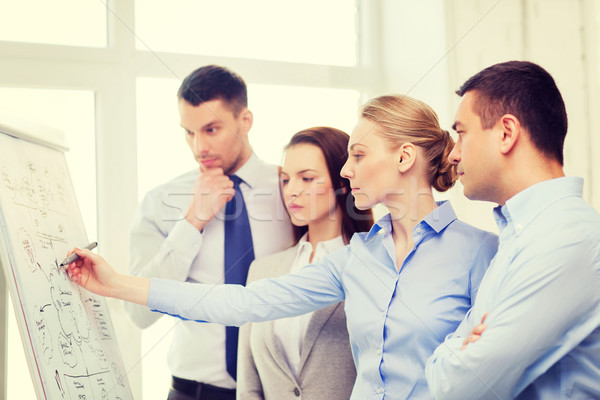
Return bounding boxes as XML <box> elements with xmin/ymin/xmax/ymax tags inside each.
<box><xmin>425</xmin><ymin>238</ymin><xmax>600</xmax><ymax>400</ymax></box>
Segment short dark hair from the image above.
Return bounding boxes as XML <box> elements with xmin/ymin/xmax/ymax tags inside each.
<box><xmin>177</xmin><ymin>65</ymin><xmax>248</xmax><ymax>116</ymax></box>
<box><xmin>284</xmin><ymin>127</ymin><xmax>374</xmax><ymax>244</ymax></box>
<box><xmin>456</xmin><ymin>60</ymin><xmax>568</xmax><ymax>165</ymax></box>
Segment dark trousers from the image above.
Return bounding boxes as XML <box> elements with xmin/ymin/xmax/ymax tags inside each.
<box><xmin>167</xmin><ymin>376</ymin><xmax>236</xmax><ymax>400</ymax></box>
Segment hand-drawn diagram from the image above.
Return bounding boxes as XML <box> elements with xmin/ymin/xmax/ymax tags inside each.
<box><xmin>0</xmin><ymin>132</ymin><xmax>132</xmax><ymax>400</ymax></box>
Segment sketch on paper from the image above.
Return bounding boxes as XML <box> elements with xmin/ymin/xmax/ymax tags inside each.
<box><xmin>0</xmin><ymin>132</ymin><xmax>132</xmax><ymax>400</ymax></box>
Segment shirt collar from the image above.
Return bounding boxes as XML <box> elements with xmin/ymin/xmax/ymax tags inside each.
<box><xmin>296</xmin><ymin>232</ymin><xmax>345</xmax><ymax>258</ymax></box>
<box><xmin>365</xmin><ymin>214</ymin><xmax>389</xmax><ymax>239</ymax></box>
<box><xmin>423</xmin><ymin>200</ymin><xmax>457</xmax><ymax>233</ymax></box>
<box><xmin>493</xmin><ymin>176</ymin><xmax>583</xmax><ymax>235</ymax></box>
<box><xmin>229</xmin><ymin>152</ymin><xmax>261</xmax><ymax>189</ymax></box>
<box><xmin>365</xmin><ymin>200</ymin><xmax>457</xmax><ymax>240</ymax></box>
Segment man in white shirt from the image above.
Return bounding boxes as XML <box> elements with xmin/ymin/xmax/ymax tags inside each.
<box><xmin>124</xmin><ymin>65</ymin><xmax>294</xmax><ymax>400</ymax></box>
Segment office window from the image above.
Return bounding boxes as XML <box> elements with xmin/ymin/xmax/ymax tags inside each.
<box><xmin>135</xmin><ymin>0</ymin><xmax>358</xmax><ymax>66</ymax></box>
<box><xmin>0</xmin><ymin>87</ymin><xmax>96</xmax><ymax>400</ymax></box>
<box><xmin>0</xmin><ymin>0</ymin><xmax>107</xmax><ymax>47</ymax></box>
<box><xmin>136</xmin><ymin>77</ymin><xmax>198</xmax><ymax>200</ymax></box>
<box><xmin>249</xmin><ymin>84</ymin><xmax>360</xmax><ymax>165</ymax></box>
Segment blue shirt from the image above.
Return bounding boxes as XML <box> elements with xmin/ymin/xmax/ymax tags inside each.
<box><xmin>425</xmin><ymin>177</ymin><xmax>600</xmax><ymax>400</ymax></box>
<box><xmin>149</xmin><ymin>201</ymin><xmax>498</xmax><ymax>400</ymax></box>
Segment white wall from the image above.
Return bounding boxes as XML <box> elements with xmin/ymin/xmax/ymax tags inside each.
<box><xmin>379</xmin><ymin>0</ymin><xmax>600</xmax><ymax>232</ymax></box>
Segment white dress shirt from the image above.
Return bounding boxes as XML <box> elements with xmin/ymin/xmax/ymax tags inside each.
<box><xmin>272</xmin><ymin>233</ymin><xmax>345</xmax><ymax>378</ymax></box>
<box><xmin>125</xmin><ymin>153</ymin><xmax>294</xmax><ymax>388</ymax></box>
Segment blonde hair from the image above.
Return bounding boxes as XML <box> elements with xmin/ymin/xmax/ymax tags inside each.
<box><xmin>360</xmin><ymin>95</ymin><xmax>457</xmax><ymax>192</ymax></box>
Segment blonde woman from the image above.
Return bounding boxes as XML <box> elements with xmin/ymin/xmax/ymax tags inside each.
<box><xmin>67</xmin><ymin>95</ymin><xmax>498</xmax><ymax>400</ymax></box>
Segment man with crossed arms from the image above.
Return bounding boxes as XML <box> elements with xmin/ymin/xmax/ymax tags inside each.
<box><xmin>426</xmin><ymin>61</ymin><xmax>600</xmax><ymax>399</ymax></box>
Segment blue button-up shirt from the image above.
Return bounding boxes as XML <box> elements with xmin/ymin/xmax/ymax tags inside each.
<box><xmin>426</xmin><ymin>177</ymin><xmax>600</xmax><ymax>400</ymax></box>
<box><xmin>149</xmin><ymin>201</ymin><xmax>498</xmax><ymax>399</ymax></box>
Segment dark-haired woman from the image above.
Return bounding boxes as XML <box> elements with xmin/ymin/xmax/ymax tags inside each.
<box><xmin>237</xmin><ymin>127</ymin><xmax>373</xmax><ymax>400</ymax></box>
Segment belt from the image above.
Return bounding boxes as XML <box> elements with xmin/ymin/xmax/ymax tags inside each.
<box><xmin>171</xmin><ymin>376</ymin><xmax>236</xmax><ymax>400</ymax></box>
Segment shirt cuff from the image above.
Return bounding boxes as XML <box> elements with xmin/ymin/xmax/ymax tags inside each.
<box><xmin>148</xmin><ymin>278</ymin><xmax>184</xmax><ymax>316</ymax></box>
<box><xmin>165</xmin><ymin>219</ymin><xmax>203</xmax><ymax>266</ymax></box>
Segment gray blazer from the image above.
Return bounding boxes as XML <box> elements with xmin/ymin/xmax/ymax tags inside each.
<box><xmin>237</xmin><ymin>243</ymin><xmax>356</xmax><ymax>400</ymax></box>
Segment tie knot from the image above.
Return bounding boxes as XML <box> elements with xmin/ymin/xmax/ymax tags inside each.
<box><xmin>229</xmin><ymin>175</ymin><xmax>244</xmax><ymax>188</ymax></box>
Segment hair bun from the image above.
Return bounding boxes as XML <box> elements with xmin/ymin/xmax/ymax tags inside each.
<box><xmin>433</xmin><ymin>130</ymin><xmax>457</xmax><ymax>192</ymax></box>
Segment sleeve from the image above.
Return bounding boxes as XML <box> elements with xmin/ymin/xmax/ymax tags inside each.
<box><xmin>425</xmin><ymin>234</ymin><xmax>600</xmax><ymax>400</ymax></box>
<box><xmin>468</xmin><ymin>232</ymin><xmax>498</xmax><ymax>304</ymax></box>
<box><xmin>236</xmin><ymin>259</ymin><xmax>265</xmax><ymax>400</ymax></box>
<box><xmin>124</xmin><ymin>190</ymin><xmax>203</xmax><ymax>329</ymax></box>
<box><xmin>147</xmin><ymin>246</ymin><xmax>349</xmax><ymax>326</ymax></box>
